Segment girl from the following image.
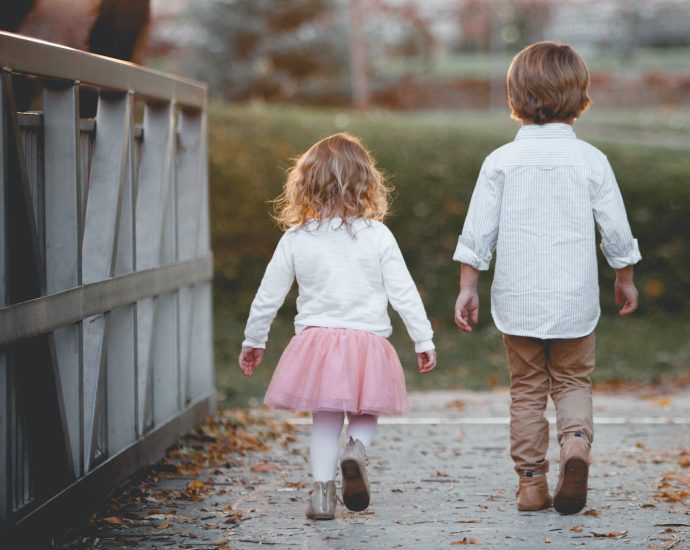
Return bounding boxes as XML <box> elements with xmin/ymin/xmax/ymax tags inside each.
<box><xmin>238</xmin><ymin>132</ymin><xmax>436</xmax><ymax>520</ymax></box>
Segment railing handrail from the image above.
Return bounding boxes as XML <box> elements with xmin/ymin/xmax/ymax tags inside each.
<box><xmin>0</xmin><ymin>256</ymin><xmax>213</xmax><ymax>347</ymax></box>
<box><xmin>0</xmin><ymin>31</ymin><xmax>206</xmax><ymax>109</ymax></box>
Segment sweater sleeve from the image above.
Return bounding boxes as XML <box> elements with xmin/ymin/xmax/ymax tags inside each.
<box><xmin>242</xmin><ymin>233</ymin><xmax>295</xmax><ymax>348</ymax></box>
<box><xmin>379</xmin><ymin>227</ymin><xmax>434</xmax><ymax>353</ymax></box>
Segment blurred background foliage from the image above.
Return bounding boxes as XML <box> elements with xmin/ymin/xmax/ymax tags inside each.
<box><xmin>210</xmin><ymin>104</ymin><xmax>690</xmax><ymax>405</ymax></box>
<box><xmin>10</xmin><ymin>0</ymin><xmax>689</xmax><ymax>404</ymax></box>
<box><xmin>148</xmin><ymin>0</ymin><xmax>690</xmax><ymax>110</ymax></box>
<box><xmin>188</xmin><ymin>0</ymin><xmax>690</xmax><ymax>405</ymax></box>
<box><xmin>191</xmin><ymin>0</ymin><xmax>351</xmax><ymax>103</ymax></box>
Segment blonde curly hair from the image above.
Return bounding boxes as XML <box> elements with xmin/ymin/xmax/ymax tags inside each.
<box><xmin>274</xmin><ymin>132</ymin><xmax>390</xmax><ymax>230</ymax></box>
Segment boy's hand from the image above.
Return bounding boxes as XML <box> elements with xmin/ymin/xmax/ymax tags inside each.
<box><xmin>455</xmin><ymin>289</ymin><xmax>480</xmax><ymax>333</ymax></box>
<box><xmin>417</xmin><ymin>350</ymin><xmax>437</xmax><ymax>374</ymax></box>
<box><xmin>239</xmin><ymin>347</ymin><xmax>264</xmax><ymax>376</ymax></box>
<box><xmin>614</xmin><ymin>280</ymin><xmax>638</xmax><ymax>316</ymax></box>
<box><xmin>614</xmin><ymin>265</ymin><xmax>638</xmax><ymax>316</ymax></box>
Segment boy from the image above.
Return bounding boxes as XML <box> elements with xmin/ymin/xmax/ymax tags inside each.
<box><xmin>453</xmin><ymin>42</ymin><xmax>641</xmax><ymax>515</ymax></box>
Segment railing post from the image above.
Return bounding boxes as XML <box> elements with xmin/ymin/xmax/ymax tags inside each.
<box><xmin>81</xmin><ymin>91</ymin><xmax>133</xmax><ymax>471</ymax></box>
<box><xmin>0</xmin><ymin>68</ymin><xmax>9</xmax><ymax>529</ymax></box>
<box><xmin>157</xmin><ymin>101</ymin><xmax>181</xmax><ymax>428</ymax></box>
<box><xmin>135</xmin><ymin>101</ymin><xmax>178</xmax><ymax>434</ymax></box>
<box><xmin>106</xmin><ymin>91</ymin><xmax>137</xmax><ymax>456</ymax></box>
<box><xmin>189</xmin><ymin>111</ymin><xmax>214</xmax><ymax>401</ymax></box>
<box><xmin>43</xmin><ymin>81</ymin><xmax>81</xmax><ymax>478</ymax></box>
<box><xmin>176</xmin><ymin>109</ymin><xmax>202</xmax><ymax>406</ymax></box>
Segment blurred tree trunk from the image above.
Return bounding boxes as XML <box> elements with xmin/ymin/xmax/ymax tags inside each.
<box><xmin>81</xmin><ymin>0</ymin><xmax>150</xmax><ymax>116</ymax></box>
<box><xmin>0</xmin><ymin>0</ymin><xmax>36</xmax><ymax>32</ymax></box>
<box><xmin>4</xmin><ymin>0</ymin><xmax>150</xmax><ymax>115</ymax></box>
<box><xmin>348</xmin><ymin>0</ymin><xmax>370</xmax><ymax>108</ymax></box>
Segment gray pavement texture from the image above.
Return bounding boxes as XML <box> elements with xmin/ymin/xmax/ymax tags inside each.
<box><xmin>51</xmin><ymin>390</ymin><xmax>690</xmax><ymax>550</ymax></box>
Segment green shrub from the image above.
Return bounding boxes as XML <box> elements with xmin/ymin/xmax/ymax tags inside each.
<box><xmin>209</xmin><ymin>103</ymin><xmax>690</xmax><ymax>402</ymax></box>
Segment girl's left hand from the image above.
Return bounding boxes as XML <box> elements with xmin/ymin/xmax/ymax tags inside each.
<box><xmin>417</xmin><ymin>350</ymin><xmax>437</xmax><ymax>374</ymax></box>
<box><xmin>239</xmin><ymin>347</ymin><xmax>265</xmax><ymax>376</ymax></box>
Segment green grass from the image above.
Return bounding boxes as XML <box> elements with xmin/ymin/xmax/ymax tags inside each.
<box><xmin>208</xmin><ymin>103</ymin><xmax>690</xmax><ymax>406</ymax></box>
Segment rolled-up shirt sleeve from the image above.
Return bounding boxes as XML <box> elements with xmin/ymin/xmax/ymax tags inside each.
<box><xmin>453</xmin><ymin>160</ymin><xmax>503</xmax><ymax>270</ymax></box>
<box><xmin>242</xmin><ymin>234</ymin><xmax>295</xmax><ymax>348</ymax></box>
<box><xmin>592</xmin><ymin>159</ymin><xmax>642</xmax><ymax>269</ymax></box>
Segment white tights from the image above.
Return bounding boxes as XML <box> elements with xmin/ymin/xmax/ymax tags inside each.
<box><xmin>310</xmin><ymin>411</ymin><xmax>378</xmax><ymax>482</ymax></box>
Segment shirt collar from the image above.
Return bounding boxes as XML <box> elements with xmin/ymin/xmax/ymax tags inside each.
<box><xmin>515</xmin><ymin>123</ymin><xmax>576</xmax><ymax>140</ymax></box>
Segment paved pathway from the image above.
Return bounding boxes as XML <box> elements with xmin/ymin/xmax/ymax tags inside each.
<box><xmin>51</xmin><ymin>390</ymin><xmax>690</xmax><ymax>549</ymax></box>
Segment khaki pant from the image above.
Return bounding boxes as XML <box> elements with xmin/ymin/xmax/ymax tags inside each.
<box><xmin>503</xmin><ymin>333</ymin><xmax>595</xmax><ymax>474</ymax></box>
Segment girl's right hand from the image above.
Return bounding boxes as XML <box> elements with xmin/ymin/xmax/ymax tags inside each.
<box><xmin>239</xmin><ymin>347</ymin><xmax>265</xmax><ymax>377</ymax></box>
<box><xmin>417</xmin><ymin>349</ymin><xmax>437</xmax><ymax>374</ymax></box>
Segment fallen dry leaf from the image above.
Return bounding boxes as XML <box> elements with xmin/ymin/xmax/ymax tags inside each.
<box><xmin>224</xmin><ymin>511</ymin><xmax>245</xmax><ymax>525</ymax></box>
<box><xmin>103</xmin><ymin>516</ymin><xmax>125</xmax><ymax>525</ymax></box>
<box><xmin>188</xmin><ymin>480</ymin><xmax>206</xmax><ymax>489</ymax></box>
<box><xmin>113</xmin><ymin>538</ymin><xmax>139</xmax><ymax>547</ymax></box>
<box><xmin>447</xmin><ymin>399</ymin><xmax>465</xmax><ymax>411</ymax></box>
<box><xmin>569</xmin><ymin>525</ymin><xmax>583</xmax><ymax>533</ymax></box>
<box><xmin>159</xmin><ymin>517</ymin><xmax>170</xmax><ymax>529</ymax></box>
<box><xmin>283</xmin><ymin>480</ymin><xmax>305</xmax><ymax>489</ymax></box>
<box><xmin>584</xmin><ymin>509</ymin><xmax>600</xmax><ymax>517</ymax></box>
<box><xmin>654</xmin><ymin>472</ymin><xmax>690</xmax><ymax>503</ymax></box>
<box><xmin>648</xmin><ymin>533</ymin><xmax>681</xmax><ymax>549</ymax></box>
<box><xmin>591</xmin><ymin>530</ymin><xmax>627</xmax><ymax>539</ymax></box>
<box><xmin>454</xmin><ymin>519</ymin><xmax>480</xmax><ymax>524</ymax></box>
<box><xmin>487</xmin><ymin>373</ymin><xmax>502</xmax><ymax>387</ymax></box>
<box><xmin>250</xmin><ymin>461</ymin><xmax>282</xmax><ymax>473</ymax></box>
<box><xmin>451</xmin><ymin>537</ymin><xmax>480</xmax><ymax>545</ymax></box>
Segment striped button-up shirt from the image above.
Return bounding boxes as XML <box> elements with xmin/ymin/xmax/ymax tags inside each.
<box><xmin>453</xmin><ymin>123</ymin><xmax>641</xmax><ymax>339</ymax></box>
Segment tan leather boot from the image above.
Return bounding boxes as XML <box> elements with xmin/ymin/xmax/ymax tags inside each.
<box><xmin>554</xmin><ymin>432</ymin><xmax>590</xmax><ymax>515</ymax></box>
<box><xmin>517</xmin><ymin>472</ymin><xmax>552</xmax><ymax>511</ymax></box>
<box><xmin>341</xmin><ymin>437</ymin><xmax>370</xmax><ymax>511</ymax></box>
<box><xmin>306</xmin><ymin>480</ymin><xmax>336</xmax><ymax>520</ymax></box>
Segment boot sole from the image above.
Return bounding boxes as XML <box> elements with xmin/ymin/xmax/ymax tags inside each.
<box><xmin>306</xmin><ymin>513</ymin><xmax>334</xmax><ymax>520</ymax></box>
<box><xmin>517</xmin><ymin>498</ymin><xmax>552</xmax><ymax>512</ymax></box>
<box><xmin>554</xmin><ymin>457</ymin><xmax>588</xmax><ymax>515</ymax></box>
<box><xmin>341</xmin><ymin>458</ymin><xmax>370</xmax><ymax>511</ymax></box>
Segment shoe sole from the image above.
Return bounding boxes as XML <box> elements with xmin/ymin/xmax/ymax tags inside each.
<box><xmin>517</xmin><ymin>498</ymin><xmax>552</xmax><ymax>512</ymax></box>
<box><xmin>554</xmin><ymin>457</ymin><xmax>588</xmax><ymax>515</ymax></box>
<box><xmin>341</xmin><ymin>458</ymin><xmax>370</xmax><ymax>512</ymax></box>
<box><xmin>306</xmin><ymin>513</ymin><xmax>334</xmax><ymax>520</ymax></box>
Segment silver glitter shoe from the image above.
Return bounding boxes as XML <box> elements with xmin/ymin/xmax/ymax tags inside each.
<box><xmin>306</xmin><ymin>480</ymin><xmax>337</xmax><ymax>520</ymax></box>
<box><xmin>341</xmin><ymin>437</ymin><xmax>370</xmax><ymax>511</ymax></box>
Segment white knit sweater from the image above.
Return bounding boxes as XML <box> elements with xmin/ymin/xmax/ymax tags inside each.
<box><xmin>242</xmin><ymin>218</ymin><xmax>435</xmax><ymax>353</ymax></box>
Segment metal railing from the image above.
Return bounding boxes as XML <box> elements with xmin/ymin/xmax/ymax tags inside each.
<box><xmin>0</xmin><ymin>31</ymin><xmax>214</xmax><ymax>535</ymax></box>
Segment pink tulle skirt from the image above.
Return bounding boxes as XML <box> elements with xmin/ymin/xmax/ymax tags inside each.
<box><xmin>264</xmin><ymin>327</ymin><xmax>409</xmax><ymax>415</ymax></box>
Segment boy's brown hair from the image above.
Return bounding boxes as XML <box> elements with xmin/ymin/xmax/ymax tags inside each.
<box><xmin>507</xmin><ymin>41</ymin><xmax>591</xmax><ymax>125</ymax></box>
